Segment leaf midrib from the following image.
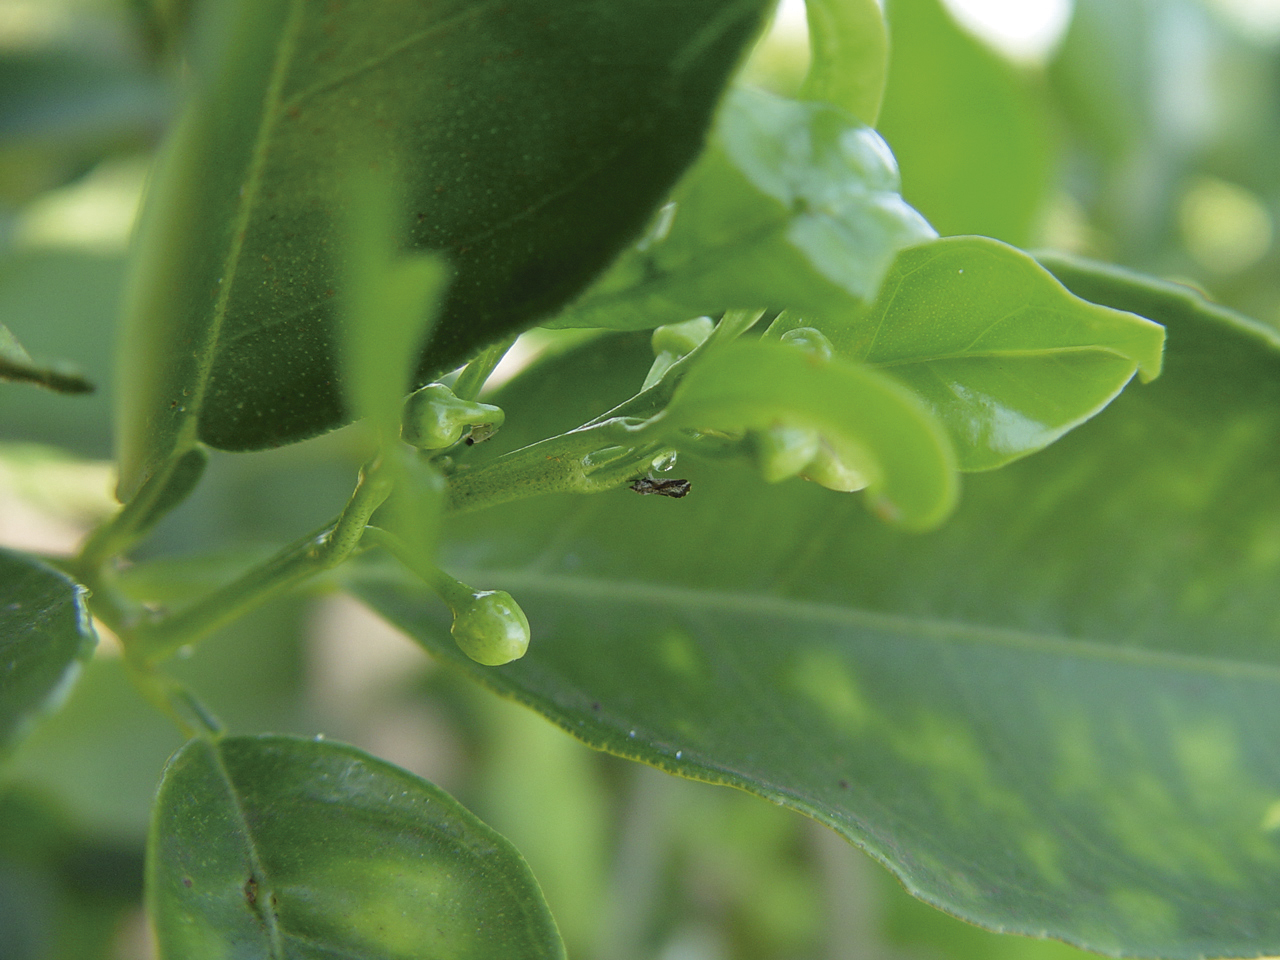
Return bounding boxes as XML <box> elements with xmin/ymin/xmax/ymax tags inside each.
<box><xmin>372</xmin><ymin>565</ymin><xmax>1280</xmax><ymax>682</ymax></box>
<box><xmin>207</xmin><ymin>741</ymin><xmax>286</xmax><ymax>959</ymax></box>
<box><xmin>185</xmin><ymin>0</ymin><xmax>308</xmax><ymax>447</ymax></box>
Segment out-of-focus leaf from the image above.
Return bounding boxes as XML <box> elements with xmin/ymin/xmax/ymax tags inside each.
<box><xmin>774</xmin><ymin>237</ymin><xmax>1166</xmax><ymax>470</ymax></box>
<box><xmin>654</xmin><ymin>341</ymin><xmax>958</xmax><ymax>529</ymax></box>
<box><xmin>0</xmin><ymin>548</ymin><xmax>95</xmax><ymax>760</ymax></box>
<box><xmin>0</xmin><ymin>787</ymin><xmax>144</xmax><ymax>960</ymax></box>
<box><xmin>800</xmin><ymin>0</ymin><xmax>888</xmax><ymax>125</ymax></box>
<box><xmin>148</xmin><ymin>734</ymin><xmax>565</xmax><ymax>960</ymax></box>
<box><xmin>116</xmin><ymin>0</ymin><xmax>772</xmax><ymax>496</ymax></box>
<box><xmin>550</xmin><ymin>86</ymin><xmax>935</xmax><ymax>331</ymax></box>
<box><xmin>0</xmin><ymin>323</ymin><xmax>93</xmax><ymax>394</ymax></box>
<box><xmin>340</xmin><ymin>176</ymin><xmax>448</xmax><ymax>573</ymax></box>
<box><xmin>340</xmin><ymin>176</ymin><xmax>448</xmax><ymax>439</ymax></box>
<box><xmin>876</xmin><ymin>0</ymin><xmax>1052</xmax><ymax>244</ymax></box>
<box><xmin>352</xmin><ymin>302</ymin><xmax>1280</xmax><ymax>958</ymax></box>
<box><xmin>0</xmin><ymin>252</ymin><xmax>121</xmax><ymax>459</ymax></box>
<box><xmin>0</xmin><ymin>48</ymin><xmax>168</xmax><ymax>204</ymax></box>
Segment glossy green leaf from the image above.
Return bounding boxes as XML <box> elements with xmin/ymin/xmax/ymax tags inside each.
<box><xmin>654</xmin><ymin>340</ymin><xmax>958</xmax><ymax>529</ymax></box>
<box><xmin>876</xmin><ymin>0</ymin><xmax>1052</xmax><ymax>244</ymax></box>
<box><xmin>352</xmin><ymin>302</ymin><xmax>1280</xmax><ymax>958</ymax></box>
<box><xmin>0</xmin><ymin>548</ymin><xmax>96</xmax><ymax>759</ymax></box>
<box><xmin>115</xmin><ymin>0</ymin><xmax>772</xmax><ymax>497</ymax></box>
<box><xmin>800</xmin><ymin>0</ymin><xmax>889</xmax><ymax>125</ymax></box>
<box><xmin>550</xmin><ymin>86</ymin><xmax>935</xmax><ymax>332</ymax></box>
<box><xmin>774</xmin><ymin>237</ymin><xmax>1166</xmax><ymax>471</ymax></box>
<box><xmin>148</xmin><ymin>734</ymin><xmax>565</xmax><ymax>960</ymax></box>
<box><xmin>1035</xmin><ymin>250</ymin><xmax>1266</xmax><ymax>342</ymax></box>
<box><xmin>0</xmin><ymin>322</ymin><xmax>93</xmax><ymax>395</ymax></box>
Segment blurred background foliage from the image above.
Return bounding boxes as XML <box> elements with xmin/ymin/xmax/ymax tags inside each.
<box><xmin>1</xmin><ymin>0</ymin><xmax>1278</xmax><ymax>957</ymax></box>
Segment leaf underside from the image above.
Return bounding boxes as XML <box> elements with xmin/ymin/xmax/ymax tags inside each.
<box><xmin>117</xmin><ymin>0</ymin><xmax>773</xmax><ymax>497</ymax></box>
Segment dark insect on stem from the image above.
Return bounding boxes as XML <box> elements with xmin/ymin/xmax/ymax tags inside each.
<box><xmin>629</xmin><ymin>476</ymin><xmax>691</xmax><ymax>498</ymax></box>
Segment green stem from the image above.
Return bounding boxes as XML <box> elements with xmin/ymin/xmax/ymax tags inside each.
<box><xmin>362</xmin><ymin>526</ymin><xmax>472</xmax><ymax>609</ymax></box>
<box><xmin>446</xmin><ymin>417</ymin><xmax>664</xmax><ymax>513</ymax></box>
<box><xmin>128</xmin><ymin>459</ymin><xmax>393</xmax><ymax>664</ymax></box>
<box><xmin>125</xmin><ymin>661</ymin><xmax>224</xmax><ymax>740</ymax></box>
<box><xmin>452</xmin><ymin>335</ymin><xmax>517</xmax><ymax>401</ymax></box>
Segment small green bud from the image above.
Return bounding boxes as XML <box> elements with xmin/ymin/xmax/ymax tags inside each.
<box><xmin>801</xmin><ymin>441</ymin><xmax>869</xmax><ymax>492</ymax></box>
<box><xmin>749</xmin><ymin>424</ymin><xmax>821</xmax><ymax>484</ymax></box>
<box><xmin>651</xmin><ymin>316</ymin><xmax>715</xmax><ymax>358</ymax></box>
<box><xmin>779</xmin><ymin>326</ymin><xmax>835</xmax><ymax>361</ymax></box>
<box><xmin>451</xmin><ymin>590</ymin><xmax>530</xmax><ymax>666</ymax></box>
<box><xmin>402</xmin><ymin>382</ymin><xmax>505</xmax><ymax>451</ymax></box>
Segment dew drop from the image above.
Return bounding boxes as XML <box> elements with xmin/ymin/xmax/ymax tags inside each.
<box><xmin>652</xmin><ymin>450</ymin><xmax>678</xmax><ymax>473</ymax></box>
<box><xmin>675</xmin><ymin>750</ymin><xmax>683</xmax><ymax>760</ymax></box>
<box><xmin>628</xmin><ymin>729</ymin><xmax>637</xmax><ymax>738</ymax></box>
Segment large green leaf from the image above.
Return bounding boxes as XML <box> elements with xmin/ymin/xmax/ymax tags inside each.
<box><xmin>0</xmin><ymin>548</ymin><xmax>96</xmax><ymax>759</ymax></box>
<box><xmin>876</xmin><ymin>0</ymin><xmax>1052</xmax><ymax>244</ymax></box>
<box><xmin>116</xmin><ymin>0</ymin><xmax>772</xmax><ymax>496</ymax></box>
<box><xmin>549</xmin><ymin>86</ymin><xmax>935</xmax><ymax>331</ymax></box>
<box><xmin>148</xmin><ymin>734</ymin><xmax>564</xmax><ymax>960</ymax></box>
<box><xmin>774</xmin><ymin>237</ymin><xmax>1166</xmax><ymax>471</ymax></box>
<box><xmin>351</xmin><ymin>299</ymin><xmax>1280</xmax><ymax>958</ymax></box>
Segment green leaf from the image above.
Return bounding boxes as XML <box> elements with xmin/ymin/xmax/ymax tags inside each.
<box><xmin>351</xmin><ymin>303</ymin><xmax>1280</xmax><ymax>958</ymax></box>
<box><xmin>115</xmin><ymin>0</ymin><xmax>773</xmax><ymax>497</ymax></box>
<box><xmin>876</xmin><ymin>0</ymin><xmax>1052</xmax><ymax>244</ymax></box>
<box><xmin>148</xmin><ymin>734</ymin><xmax>565</xmax><ymax>960</ymax></box>
<box><xmin>550</xmin><ymin>86</ymin><xmax>935</xmax><ymax>331</ymax></box>
<box><xmin>0</xmin><ymin>47</ymin><xmax>168</xmax><ymax>204</ymax></box>
<box><xmin>1035</xmin><ymin>250</ymin><xmax>1271</xmax><ymax>345</ymax></box>
<box><xmin>0</xmin><ymin>322</ymin><xmax>94</xmax><ymax>395</ymax></box>
<box><xmin>775</xmin><ymin>237</ymin><xmax>1166</xmax><ymax>471</ymax></box>
<box><xmin>0</xmin><ymin>548</ymin><xmax>96</xmax><ymax>759</ymax></box>
<box><xmin>799</xmin><ymin>0</ymin><xmax>889</xmax><ymax>125</ymax></box>
<box><xmin>340</xmin><ymin>175</ymin><xmax>449</xmax><ymax>440</ymax></box>
<box><xmin>654</xmin><ymin>340</ymin><xmax>958</xmax><ymax>529</ymax></box>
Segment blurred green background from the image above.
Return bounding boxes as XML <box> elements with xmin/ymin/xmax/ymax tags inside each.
<box><xmin>3</xmin><ymin>0</ymin><xmax>1280</xmax><ymax>957</ymax></box>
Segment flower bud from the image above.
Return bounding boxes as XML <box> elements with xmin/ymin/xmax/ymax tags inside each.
<box><xmin>651</xmin><ymin>316</ymin><xmax>715</xmax><ymax>358</ymax></box>
<box><xmin>749</xmin><ymin>424</ymin><xmax>821</xmax><ymax>484</ymax></box>
<box><xmin>451</xmin><ymin>590</ymin><xmax>530</xmax><ymax>666</ymax></box>
<box><xmin>402</xmin><ymin>383</ymin><xmax>505</xmax><ymax>451</ymax></box>
<box><xmin>801</xmin><ymin>441</ymin><xmax>869</xmax><ymax>492</ymax></box>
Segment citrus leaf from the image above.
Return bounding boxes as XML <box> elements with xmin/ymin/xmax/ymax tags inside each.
<box><xmin>776</xmin><ymin>237</ymin><xmax>1166</xmax><ymax>471</ymax></box>
<box><xmin>116</xmin><ymin>0</ymin><xmax>773</xmax><ymax>497</ymax></box>
<box><xmin>147</xmin><ymin>734</ymin><xmax>565</xmax><ymax>960</ymax></box>
<box><xmin>0</xmin><ymin>548</ymin><xmax>96</xmax><ymax>760</ymax></box>
<box><xmin>550</xmin><ymin>86</ymin><xmax>935</xmax><ymax>331</ymax></box>
<box><xmin>800</xmin><ymin>0</ymin><xmax>889</xmax><ymax>125</ymax></box>
<box><xmin>876</xmin><ymin>0</ymin><xmax>1052</xmax><ymax>244</ymax></box>
<box><xmin>655</xmin><ymin>340</ymin><xmax>958</xmax><ymax>529</ymax></box>
<box><xmin>351</xmin><ymin>302</ymin><xmax>1280</xmax><ymax>958</ymax></box>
